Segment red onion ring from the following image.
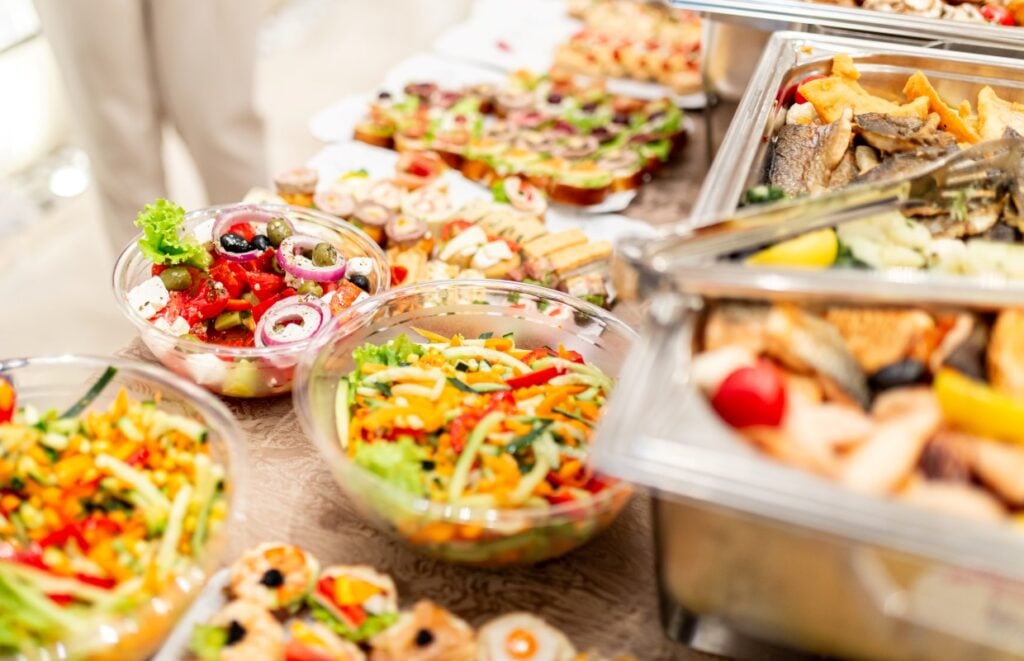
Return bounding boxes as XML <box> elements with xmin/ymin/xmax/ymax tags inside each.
<box><xmin>254</xmin><ymin>294</ymin><xmax>331</xmax><ymax>347</ymax></box>
<box><xmin>276</xmin><ymin>234</ymin><xmax>347</xmax><ymax>282</ymax></box>
<box><xmin>353</xmin><ymin>201</ymin><xmax>395</xmax><ymax>229</ymax></box>
<box><xmin>212</xmin><ymin>206</ymin><xmax>294</xmax><ymax>262</ymax></box>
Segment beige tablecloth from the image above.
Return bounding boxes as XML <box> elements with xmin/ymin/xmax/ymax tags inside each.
<box><xmin>119</xmin><ymin>106</ymin><xmax>737</xmax><ymax>660</ymax></box>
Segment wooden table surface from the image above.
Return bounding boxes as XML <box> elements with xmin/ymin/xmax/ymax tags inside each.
<box><xmin>127</xmin><ymin>103</ymin><xmax>739</xmax><ymax>661</ymax></box>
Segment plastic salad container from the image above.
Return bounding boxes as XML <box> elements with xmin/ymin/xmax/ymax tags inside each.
<box><xmin>595</xmin><ymin>252</ymin><xmax>1024</xmax><ymax>659</ymax></box>
<box><xmin>294</xmin><ymin>280</ymin><xmax>635</xmax><ymax>566</ymax></box>
<box><xmin>0</xmin><ymin>355</ymin><xmax>246</xmax><ymax>660</ymax></box>
<box><xmin>113</xmin><ymin>203</ymin><xmax>390</xmax><ymax>398</ymax></box>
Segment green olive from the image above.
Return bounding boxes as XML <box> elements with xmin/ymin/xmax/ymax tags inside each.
<box><xmin>213</xmin><ymin>311</ymin><xmax>243</xmax><ymax>331</ymax></box>
<box><xmin>296</xmin><ymin>280</ymin><xmax>324</xmax><ymax>297</ymax></box>
<box><xmin>266</xmin><ymin>218</ymin><xmax>293</xmax><ymax>247</ymax></box>
<box><xmin>159</xmin><ymin>266</ymin><xmax>192</xmax><ymax>291</ymax></box>
<box><xmin>312</xmin><ymin>242</ymin><xmax>338</xmax><ymax>267</ymax></box>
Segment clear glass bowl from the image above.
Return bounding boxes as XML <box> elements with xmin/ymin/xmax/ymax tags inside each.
<box><xmin>294</xmin><ymin>280</ymin><xmax>637</xmax><ymax>566</ymax></box>
<box><xmin>0</xmin><ymin>355</ymin><xmax>247</xmax><ymax>660</ymax></box>
<box><xmin>112</xmin><ymin>204</ymin><xmax>390</xmax><ymax>398</ymax></box>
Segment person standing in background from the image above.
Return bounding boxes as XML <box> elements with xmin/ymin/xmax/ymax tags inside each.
<box><xmin>33</xmin><ymin>0</ymin><xmax>266</xmax><ymax>251</ymax></box>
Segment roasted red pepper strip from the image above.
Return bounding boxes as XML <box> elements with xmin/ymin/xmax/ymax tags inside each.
<box><xmin>0</xmin><ymin>542</ymin><xmax>48</xmax><ymax>570</ymax></box>
<box><xmin>505</xmin><ymin>366</ymin><xmax>564</xmax><ymax>389</ymax></box>
<box><xmin>186</xmin><ymin>279</ymin><xmax>229</xmax><ymax>322</ymax></box>
<box><xmin>210</xmin><ymin>262</ymin><xmax>248</xmax><ymax>299</ymax></box>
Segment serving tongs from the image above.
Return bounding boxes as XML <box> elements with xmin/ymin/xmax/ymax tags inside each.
<box><xmin>622</xmin><ymin>138</ymin><xmax>1024</xmax><ymax>280</ymax></box>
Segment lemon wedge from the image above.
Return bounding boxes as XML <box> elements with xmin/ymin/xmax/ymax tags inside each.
<box><xmin>745</xmin><ymin>229</ymin><xmax>838</xmax><ymax>269</ymax></box>
<box><xmin>934</xmin><ymin>368</ymin><xmax>1024</xmax><ymax>444</ymax></box>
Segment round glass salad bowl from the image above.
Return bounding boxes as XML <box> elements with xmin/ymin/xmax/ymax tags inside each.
<box><xmin>294</xmin><ymin>280</ymin><xmax>636</xmax><ymax>566</ymax></box>
<box><xmin>0</xmin><ymin>355</ymin><xmax>246</xmax><ymax>660</ymax></box>
<box><xmin>112</xmin><ymin>204</ymin><xmax>390</xmax><ymax>398</ymax></box>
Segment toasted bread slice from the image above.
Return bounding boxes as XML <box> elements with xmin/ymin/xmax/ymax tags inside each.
<box><xmin>547</xmin><ymin>182</ymin><xmax>610</xmax><ymax>206</ymax></box>
<box><xmin>353</xmin><ymin>122</ymin><xmax>394</xmax><ymax>149</ymax></box>
<box><xmin>549</xmin><ymin>240</ymin><xmax>613</xmax><ymax>275</ymax></box>
<box><xmin>522</xmin><ymin>228</ymin><xmax>588</xmax><ymax>260</ymax></box>
<box><xmin>461</xmin><ymin>158</ymin><xmax>496</xmax><ymax>184</ymax></box>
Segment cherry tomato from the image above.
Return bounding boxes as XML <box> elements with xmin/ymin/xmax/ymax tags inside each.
<box><xmin>981</xmin><ymin>3</ymin><xmax>1015</xmax><ymax>25</ymax></box>
<box><xmin>710</xmin><ymin>360</ymin><xmax>787</xmax><ymax>428</ymax></box>
<box><xmin>793</xmin><ymin>74</ymin><xmax>826</xmax><ymax>105</ymax></box>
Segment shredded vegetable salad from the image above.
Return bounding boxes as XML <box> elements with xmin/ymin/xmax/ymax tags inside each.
<box><xmin>338</xmin><ymin>331</ymin><xmax>615</xmax><ymax>509</ymax></box>
<box><xmin>0</xmin><ymin>368</ymin><xmax>227</xmax><ymax>657</ymax></box>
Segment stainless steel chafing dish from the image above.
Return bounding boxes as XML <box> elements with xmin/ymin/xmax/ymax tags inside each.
<box><xmin>691</xmin><ymin>30</ymin><xmax>1024</xmax><ymax>221</ymax></box>
<box><xmin>675</xmin><ymin>0</ymin><xmax>1024</xmax><ymax>53</ymax></box>
<box><xmin>593</xmin><ymin>258</ymin><xmax>1024</xmax><ymax>659</ymax></box>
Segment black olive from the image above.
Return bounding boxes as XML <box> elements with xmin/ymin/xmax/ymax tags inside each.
<box><xmin>220</xmin><ymin>233</ymin><xmax>252</xmax><ymax>253</ymax></box>
<box><xmin>581</xmin><ymin>101</ymin><xmax>599</xmax><ymax>113</ymax></box>
<box><xmin>591</xmin><ymin>127</ymin><xmax>612</xmax><ymax>142</ymax></box>
<box><xmin>226</xmin><ymin>620</ymin><xmax>247</xmax><ymax>646</ymax></box>
<box><xmin>982</xmin><ymin>222</ymin><xmax>1019</xmax><ymax>243</ymax></box>
<box><xmin>943</xmin><ymin>324</ymin><xmax>989</xmax><ymax>382</ymax></box>
<box><xmin>414</xmin><ymin>629</ymin><xmax>435</xmax><ymax>647</ymax></box>
<box><xmin>612</xmin><ymin>112</ymin><xmax>631</xmax><ymax>125</ymax></box>
<box><xmin>547</xmin><ymin>92</ymin><xmax>563</xmax><ymax>104</ymax></box>
<box><xmin>259</xmin><ymin>568</ymin><xmax>284</xmax><ymax>587</ymax></box>
<box><xmin>250</xmin><ymin>234</ymin><xmax>270</xmax><ymax>251</ymax></box>
<box><xmin>868</xmin><ymin>359</ymin><xmax>928</xmax><ymax>392</ymax></box>
<box><xmin>378</xmin><ymin>91</ymin><xmax>392</xmax><ymax>100</ymax></box>
<box><xmin>349</xmin><ymin>274</ymin><xmax>371</xmax><ymax>292</ymax></box>
<box><xmin>421</xmin><ymin>459</ymin><xmax>436</xmax><ymax>470</ymax></box>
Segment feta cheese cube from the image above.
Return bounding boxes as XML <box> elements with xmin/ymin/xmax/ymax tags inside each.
<box><xmin>347</xmin><ymin>256</ymin><xmax>374</xmax><ymax>276</ymax></box>
<box><xmin>127</xmin><ymin>277</ymin><xmax>170</xmax><ymax>319</ymax></box>
<box><xmin>154</xmin><ymin>316</ymin><xmax>190</xmax><ymax>337</ymax></box>
<box><xmin>185</xmin><ymin>354</ymin><xmax>229</xmax><ymax>386</ymax></box>
<box><xmin>191</xmin><ymin>218</ymin><xmax>216</xmax><ymax>245</ymax></box>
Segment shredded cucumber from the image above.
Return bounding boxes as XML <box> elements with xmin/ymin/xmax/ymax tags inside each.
<box><xmin>335</xmin><ymin>378</ymin><xmax>350</xmax><ymax>450</ymax></box>
<box><xmin>156</xmin><ymin>484</ymin><xmax>192</xmax><ymax>579</ymax></box>
<box><xmin>448</xmin><ymin>411</ymin><xmax>504</xmax><ymax>502</ymax></box>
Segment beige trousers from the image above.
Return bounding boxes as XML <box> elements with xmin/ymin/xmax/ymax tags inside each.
<box><xmin>34</xmin><ymin>0</ymin><xmax>267</xmax><ymax>251</ymax></box>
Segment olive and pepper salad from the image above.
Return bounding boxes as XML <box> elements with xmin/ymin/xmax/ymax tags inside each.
<box><xmin>129</xmin><ymin>200</ymin><xmax>373</xmax><ymax>348</ymax></box>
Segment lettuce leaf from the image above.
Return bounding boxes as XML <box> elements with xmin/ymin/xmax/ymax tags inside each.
<box><xmin>309</xmin><ymin>601</ymin><xmax>398</xmax><ymax>642</ymax></box>
<box><xmin>491</xmin><ymin>180</ymin><xmax>510</xmax><ymax>204</ymax></box>
<box><xmin>354</xmin><ymin>437</ymin><xmax>425</xmax><ymax>496</ymax></box>
<box><xmin>135</xmin><ymin>199</ymin><xmax>210</xmax><ymax>267</ymax></box>
<box><xmin>189</xmin><ymin>624</ymin><xmax>227</xmax><ymax>661</ymax></box>
<box><xmin>352</xmin><ymin>334</ymin><xmax>425</xmax><ymax>370</ymax></box>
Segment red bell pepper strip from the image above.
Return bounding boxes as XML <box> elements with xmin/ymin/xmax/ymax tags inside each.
<box><xmin>0</xmin><ymin>376</ymin><xmax>15</xmax><ymax>424</ymax></box>
<box><xmin>210</xmin><ymin>262</ymin><xmax>247</xmax><ymax>298</ymax></box>
<box><xmin>390</xmin><ymin>265</ymin><xmax>409</xmax><ymax>286</ymax></box>
<box><xmin>73</xmin><ymin>573</ymin><xmax>116</xmax><ymax>589</ymax></box>
<box><xmin>225</xmin><ymin>299</ymin><xmax>253</xmax><ymax>312</ymax></box>
<box><xmin>505</xmin><ymin>366</ymin><xmax>564</xmax><ymax>390</ymax></box>
<box><xmin>124</xmin><ymin>447</ymin><xmax>149</xmax><ymax>467</ymax></box>
<box><xmin>48</xmin><ymin>594</ymin><xmax>74</xmax><ymax>606</ymax></box>
<box><xmin>315</xmin><ymin>577</ymin><xmax>368</xmax><ymax>629</ymax></box>
<box><xmin>40</xmin><ymin>523</ymin><xmax>89</xmax><ymax>552</ymax></box>
<box><xmin>252</xmin><ymin>287</ymin><xmax>296</xmax><ymax>323</ymax></box>
<box><xmin>186</xmin><ymin>280</ymin><xmax>229</xmax><ymax>322</ymax></box>
<box><xmin>245</xmin><ymin>271</ymin><xmax>285</xmax><ymax>300</ymax></box>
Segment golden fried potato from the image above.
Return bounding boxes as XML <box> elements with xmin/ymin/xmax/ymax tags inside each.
<box><xmin>903</xmin><ymin>72</ymin><xmax>981</xmax><ymax>144</ymax></box>
<box><xmin>799</xmin><ymin>55</ymin><xmax>929</xmax><ymax>124</ymax></box>
<box><xmin>977</xmin><ymin>86</ymin><xmax>1024</xmax><ymax>142</ymax></box>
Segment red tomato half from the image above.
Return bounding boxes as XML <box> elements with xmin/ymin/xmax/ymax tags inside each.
<box><xmin>981</xmin><ymin>3</ymin><xmax>1015</xmax><ymax>25</ymax></box>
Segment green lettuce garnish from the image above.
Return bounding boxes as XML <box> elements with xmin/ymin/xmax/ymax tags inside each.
<box><xmin>491</xmin><ymin>180</ymin><xmax>510</xmax><ymax>204</ymax></box>
<box><xmin>135</xmin><ymin>199</ymin><xmax>210</xmax><ymax>268</ymax></box>
<box><xmin>189</xmin><ymin>624</ymin><xmax>227</xmax><ymax>661</ymax></box>
<box><xmin>352</xmin><ymin>334</ymin><xmax>425</xmax><ymax>370</ymax></box>
<box><xmin>310</xmin><ymin>602</ymin><xmax>398</xmax><ymax>642</ymax></box>
<box><xmin>355</xmin><ymin>438</ymin><xmax>425</xmax><ymax>496</ymax></box>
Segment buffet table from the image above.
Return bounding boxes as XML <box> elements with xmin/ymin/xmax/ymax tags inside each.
<box><xmin>117</xmin><ymin>103</ymin><xmax>735</xmax><ymax>659</ymax></box>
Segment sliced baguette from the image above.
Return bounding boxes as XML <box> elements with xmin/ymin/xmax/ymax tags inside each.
<box><xmin>548</xmin><ymin>240</ymin><xmax>613</xmax><ymax>275</ymax></box>
<box><xmin>522</xmin><ymin>228</ymin><xmax>588</xmax><ymax>260</ymax></box>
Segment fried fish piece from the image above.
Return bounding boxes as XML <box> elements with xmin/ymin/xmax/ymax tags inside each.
<box><xmin>824</xmin><ymin>307</ymin><xmax>935</xmax><ymax>375</ymax></box>
<box><xmin>798</xmin><ymin>54</ymin><xmax>929</xmax><ymax>124</ymax></box>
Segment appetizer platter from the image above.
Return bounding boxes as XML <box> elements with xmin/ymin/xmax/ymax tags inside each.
<box><xmin>156</xmin><ymin>542</ymin><xmax>635</xmax><ymax>661</ymax></box>
<box><xmin>556</xmin><ymin>0</ymin><xmax>702</xmax><ymax>96</ymax></box>
<box><xmin>296</xmin><ymin>281</ymin><xmax>635</xmax><ymax>566</ymax></box>
<box><xmin>432</xmin><ymin>0</ymin><xmax>705</xmax><ymax>106</ymax></box>
<box><xmin>302</xmin><ymin>141</ymin><xmax>656</xmax><ymax>308</ymax></box>
<box><xmin>349</xmin><ymin>68</ymin><xmax>688</xmax><ymax>211</ymax></box>
<box><xmin>0</xmin><ymin>357</ymin><xmax>243</xmax><ymax>660</ymax></box>
<box><xmin>114</xmin><ymin>201</ymin><xmax>389</xmax><ymax>398</ymax></box>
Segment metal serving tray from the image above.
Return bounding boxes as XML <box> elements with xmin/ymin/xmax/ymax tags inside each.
<box><xmin>592</xmin><ymin>264</ymin><xmax>1024</xmax><ymax>659</ymax></box>
<box><xmin>673</xmin><ymin>0</ymin><xmax>1024</xmax><ymax>53</ymax></box>
<box><xmin>691</xmin><ymin>30</ymin><xmax>1024</xmax><ymax>222</ymax></box>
